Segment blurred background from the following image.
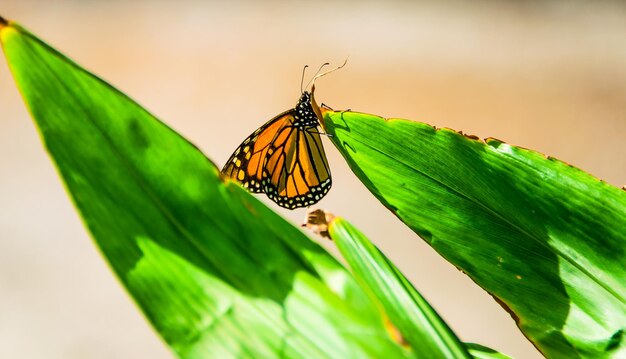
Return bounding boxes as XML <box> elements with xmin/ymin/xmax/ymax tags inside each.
<box><xmin>1</xmin><ymin>1</ymin><xmax>625</xmax><ymax>358</ymax></box>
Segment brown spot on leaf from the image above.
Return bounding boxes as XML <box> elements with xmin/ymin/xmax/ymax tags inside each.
<box><xmin>301</xmin><ymin>208</ymin><xmax>335</xmax><ymax>240</ymax></box>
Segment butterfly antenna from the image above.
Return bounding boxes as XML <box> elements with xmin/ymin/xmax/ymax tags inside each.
<box><xmin>311</xmin><ymin>58</ymin><xmax>348</xmax><ymax>88</ymax></box>
<box><xmin>300</xmin><ymin>65</ymin><xmax>309</xmax><ymax>94</ymax></box>
<box><xmin>304</xmin><ymin>63</ymin><xmax>330</xmax><ymax>91</ymax></box>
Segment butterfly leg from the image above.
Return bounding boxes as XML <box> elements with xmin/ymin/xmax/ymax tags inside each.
<box><xmin>321</xmin><ymin>103</ymin><xmax>334</xmax><ymax>111</ymax></box>
<box><xmin>309</xmin><ymin>130</ymin><xmax>333</xmax><ymax>138</ymax></box>
<box><xmin>322</xmin><ymin>103</ymin><xmax>352</xmax><ymax>112</ymax></box>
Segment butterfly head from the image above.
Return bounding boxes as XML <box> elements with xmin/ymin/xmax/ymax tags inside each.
<box><xmin>298</xmin><ymin>91</ymin><xmax>312</xmax><ymax>105</ymax></box>
<box><xmin>298</xmin><ymin>60</ymin><xmax>347</xmax><ymax>128</ymax></box>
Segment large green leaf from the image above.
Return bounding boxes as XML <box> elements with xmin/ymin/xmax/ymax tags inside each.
<box><xmin>330</xmin><ymin>216</ymin><xmax>471</xmax><ymax>359</ymax></box>
<box><xmin>330</xmin><ymin>217</ymin><xmax>512</xmax><ymax>359</ymax></box>
<box><xmin>324</xmin><ymin>110</ymin><xmax>626</xmax><ymax>358</ymax></box>
<box><xmin>465</xmin><ymin>343</ymin><xmax>513</xmax><ymax>359</ymax></box>
<box><xmin>0</xmin><ymin>19</ymin><xmax>410</xmax><ymax>358</ymax></box>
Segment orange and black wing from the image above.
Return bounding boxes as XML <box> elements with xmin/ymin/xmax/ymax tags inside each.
<box><xmin>221</xmin><ymin>110</ymin><xmax>294</xmax><ymax>193</ymax></box>
<box><xmin>261</xmin><ymin>123</ymin><xmax>331</xmax><ymax>209</ymax></box>
<box><xmin>222</xmin><ymin>111</ymin><xmax>331</xmax><ymax>209</ymax></box>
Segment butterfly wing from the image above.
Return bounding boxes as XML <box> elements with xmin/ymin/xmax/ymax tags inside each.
<box><xmin>223</xmin><ymin>69</ymin><xmax>342</xmax><ymax>209</ymax></box>
<box><xmin>262</xmin><ymin>124</ymin><xmax>331</xmax><ymax>209</ymax></box>
<box><xmin>222</xmin><ymin>108</ymin><xmax>331</xmax><ymax>209</ymax></box>
<box><xmin>221</xmin><ymin>110</ymin><xmax>294</xmax><ymax>193</ymax></box>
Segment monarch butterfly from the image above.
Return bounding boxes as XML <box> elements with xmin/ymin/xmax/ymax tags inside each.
<box><xmin>222</xmin><ymin>62</ymin><xmax>345</xmax><ymax>209</ymax></box>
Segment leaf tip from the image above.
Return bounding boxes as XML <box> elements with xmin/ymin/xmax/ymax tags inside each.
<box><xmin>0</xmin><ymin>16</ymin><xmax>10</xmax><ymax>43</ymax></box>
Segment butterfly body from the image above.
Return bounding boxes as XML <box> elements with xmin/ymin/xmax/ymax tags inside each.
<box><xmin>222</xmin><ymin>87</ymin><xmax>331</xmax><ymax>209</ymax></box>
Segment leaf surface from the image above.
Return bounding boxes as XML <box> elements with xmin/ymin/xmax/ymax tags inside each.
<box><xmin>324</xmin><ymin>109</ymin><xmax>626</xmax><ymax>358</ymax></box>
<box><xmin>1</xmin><ymin>21</ymin><xmax>409</xmax><ymax>359</ymax></box>
<box><xmin>330</xmin><ymin>217</ymin><xmax>472</xmax><ymax>359</ymax></box>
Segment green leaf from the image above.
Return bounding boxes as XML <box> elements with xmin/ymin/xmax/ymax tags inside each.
<box><xmin>1</xmin><ymin>21</ymin><xmax>410</xmax><ymax>358</ymax></box>
<box><xmin>329</xmin><ymin>217</ymin><xmax>512</xmax><ymax>359</ymax></box>
<box><xmin>324</xmin><ymin>110</ymin><xmax>626</xmax><ymax>358</ymax></box>
<box><xmin>329</xmin><ymin>216</ymin><xmax>471</xmax><ymax>359</ymax></box>
<box><xmin>465</xmin><ymin>343</ymin><xmax>513</xmax><ymax>359</ymax></box>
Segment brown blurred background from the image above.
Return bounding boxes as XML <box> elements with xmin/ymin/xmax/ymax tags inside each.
<box><xmin>1</xmin><ymin>1</ymin><xmax>624</xmax><ymax>358</ymax></box>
